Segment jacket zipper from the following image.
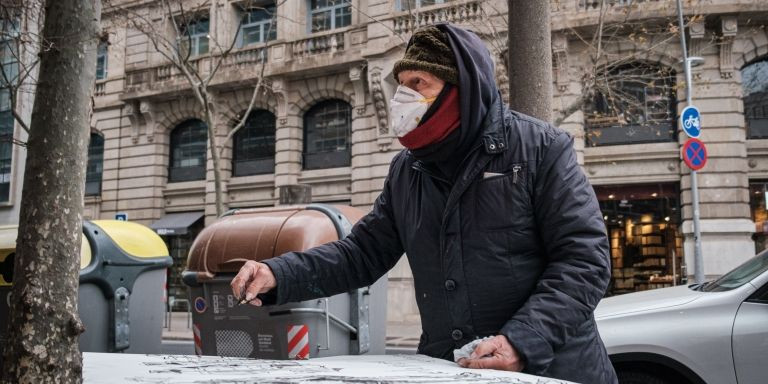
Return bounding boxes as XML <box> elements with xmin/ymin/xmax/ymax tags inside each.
<box><xmin>512</xmin><ymin>165</ymin><xmax>521</xmax><ymax>184</ymax></box>
<box><xmin>411</xmin><ymin>162</ymin><xmax>450</xmax><ymax>184</ymax></box>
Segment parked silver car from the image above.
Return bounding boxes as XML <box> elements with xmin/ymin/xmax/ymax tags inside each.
<box><xmin>596</xmin><ymin>250</ymin><xmax>768</xmax><ymax>384</ymax></box>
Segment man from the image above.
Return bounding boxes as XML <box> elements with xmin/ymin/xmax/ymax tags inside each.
<box><xmin>231</xmin><ymin>24</ymin><xmax>617</xmax><ymax>383</ymax></box>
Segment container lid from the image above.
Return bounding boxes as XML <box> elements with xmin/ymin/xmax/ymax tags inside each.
<box><xmin>0</xmin><ymin>226</ymin><xmax>93</xmax><ymax>287</ymax></box>
<box><xmin>186</xmin><ymin>205</ymin><xmax>365</xmax><ymax>279</ymax></box>
<box><xmin>91</xmin><ymin>220</ymin><xmax>170</xmax><ymax>259</ymax></box>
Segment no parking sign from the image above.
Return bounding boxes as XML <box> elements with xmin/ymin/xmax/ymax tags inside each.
<box><xmin>683</xmin><ymin>138</ymin><xmax>707</xmax><ymax>171</ymax></box>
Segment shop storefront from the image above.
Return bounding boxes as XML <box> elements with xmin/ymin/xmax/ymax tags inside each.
<box><xmin>594</xmin><ymin>183</ymin><xmax>684</xmax><ymax>295</ymax></box>
<box><xmin>150</xmin><ymin>211</ymin><xmax>205</xmax><ymax>305</ymax></box>
<box><xmin>750</xmin><ymin>180</ymin><xmax>768</xmax><ymax>253</ymax></box>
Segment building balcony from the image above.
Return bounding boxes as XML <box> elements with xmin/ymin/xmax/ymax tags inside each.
<box><xmin>550</xmin><ymin>0</ymin><xmax>768</xmax><ymax>30</ymax></box>
<box><xmin>121</xmin><ymin>26</ymin><xmax>367</xmax><ymax>100</ymax></box>
<box><xmin>390</xmin><ymin>0</ymin><xmax>484</xmax><ymax>35</ymax></box>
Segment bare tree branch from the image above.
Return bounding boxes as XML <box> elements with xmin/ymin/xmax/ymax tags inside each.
<box><xmin>106</xmin><ymin>0</ymin><xmax>292</xmax><ymax>216</ymax></box>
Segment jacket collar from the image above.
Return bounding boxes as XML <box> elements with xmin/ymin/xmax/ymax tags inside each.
<box><xmin>409</xmin><ymin>91</ymin><xmax>508</xmax><ymax>180</ymax></box>
<box><xmin>479</xmin><ymin>92</ymin><xmax>507</xmax><ymax>155</ymax></box>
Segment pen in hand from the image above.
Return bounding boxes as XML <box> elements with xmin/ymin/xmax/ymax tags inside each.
<box><xmin>237</xmin><ymin>287</ymin><xmax>252</xmax><ymax>306</ymax></box>
<box><xmin>237</xmin><ymin>288</ymin><xmax>263</xmax><ymax>306</ymax></box>
<box><xmin>237</xmin><ymin>297</ymin><xmax>253</xmax><ymax>306</ymax></box>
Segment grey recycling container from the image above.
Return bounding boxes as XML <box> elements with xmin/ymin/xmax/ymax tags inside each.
<box><xmin>0</xmin><ymin>220</ymin><xmax>172</xmax><ymax>368</ymax></box>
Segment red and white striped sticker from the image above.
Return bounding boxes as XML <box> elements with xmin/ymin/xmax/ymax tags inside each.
<box><xmin>287</xmin><ymin>325</ymin><xmax>309</xmax><ymax>360</ymax></box>
<box><xmin>193</xmin><ymin>324</ymin><xmax>202</xmax><ymax>356</ymax></box>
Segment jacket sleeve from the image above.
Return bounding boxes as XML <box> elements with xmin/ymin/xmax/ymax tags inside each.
<box><xmin>500</xmin><ymin>131</ymin><xmax>611</xmax><ymax>374</ymax></box>
<box><xmin>261</xmin><ymin>160</ymin><xmax>405</xmax><ymax>305</ymax></box>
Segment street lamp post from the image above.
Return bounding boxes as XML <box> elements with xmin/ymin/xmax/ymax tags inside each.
<box><xmin>676</xmin><ymin>0</ymin><xmax>705</xmax><ymax>284</ymax></box>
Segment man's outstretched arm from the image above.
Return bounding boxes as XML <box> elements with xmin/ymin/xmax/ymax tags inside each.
<box><xmin>232</xmin><ymin>157</ymin><xmax>406</xmax><ymax>305</ymax></box>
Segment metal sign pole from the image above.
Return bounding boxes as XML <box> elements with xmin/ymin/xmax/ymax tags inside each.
<box><xmin>676</xmin><ymin>0</ymin><xmax>704</xmax><ymax>284</ymax></box>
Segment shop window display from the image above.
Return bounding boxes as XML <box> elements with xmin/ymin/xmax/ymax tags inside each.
<box><xmin>742</xmin><ymin>58</ymin><xmax>768</xmax><ymax>139</ymax></box>
<box><xmin>594</xmin><ymin>184</ymin><xmax>684</xmax><ymax>295</ymax></box>
<box><xmin>585</xmin><ymin>62</ymin><xmax>677</xmax><ymax>147</ymax></box>
<box><xmin>749</xmin><ymin>181</ymin><xmax>768</xmax><ymax>253</ymax></box>
<box><xmin>163</xmin><ymin>220</ymin><xmax>204</xmax><ymax>309</ymax></box>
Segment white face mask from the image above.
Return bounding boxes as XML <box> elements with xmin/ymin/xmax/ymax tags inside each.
<box><xmin>389</xmin><ymin>85</ymin><xmax>436</xmax><ymax>137</ymax></box>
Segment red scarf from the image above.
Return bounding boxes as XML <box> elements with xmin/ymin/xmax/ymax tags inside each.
<box><xmin>398</xmin><ymin>87</ymin><xmax>460</xmax><ymax>150</ymax></box>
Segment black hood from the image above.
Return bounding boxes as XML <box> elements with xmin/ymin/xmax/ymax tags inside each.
<box><xmin>438</xmin><ymin>23</ymin><xmax>499</xmax><ymax>152</ymax></box>
<box><xmin>410</xmin><ymin>24</ymin><xmax>500</xmax><ymax>175</ymax></box>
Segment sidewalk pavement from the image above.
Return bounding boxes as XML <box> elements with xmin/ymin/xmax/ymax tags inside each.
<box><xmin>162</xmin><ymin>311</ymin><xmax>420</xmax><ymax>349</ymax></box>
<box><xmin>162</xmin><ymin>311</ymin><xmax>195</xmax><ymax>341</ymax></box>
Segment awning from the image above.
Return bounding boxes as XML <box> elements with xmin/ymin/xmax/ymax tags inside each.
<box><xmin>150</xmin><ymin>211</ymin><xmax>204</xmax><ymax>236</ymax></box>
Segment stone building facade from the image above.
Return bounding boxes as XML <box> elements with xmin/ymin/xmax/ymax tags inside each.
<box><xmin>2</xmin><ymin>0</ymin><xmax>768</xmax><ymax>325</ymax></box>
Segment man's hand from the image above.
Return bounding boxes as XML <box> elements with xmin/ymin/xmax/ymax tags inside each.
<box><xmin>457</xmin><ymin>335</ymin><xmax>525</xmax><ymax>372</ymax></box>
<box><xmin>230</xmin><ymin>260</ymin><xmax>277</xmax><ymax>306</ymax></box>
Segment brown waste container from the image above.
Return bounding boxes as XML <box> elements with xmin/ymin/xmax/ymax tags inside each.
<box><xmin>182</xmin><ymin>204</ymin><xmax>388</xmax><ymax>359</ymax></box>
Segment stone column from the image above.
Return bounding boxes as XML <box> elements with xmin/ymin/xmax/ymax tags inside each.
<box><xmin>108</xmin><ymin>100</ymin><xmax>168</xmax><ymax>226</ymax></box>
<box><xmin>349</xmin><ymin>65</ymin><xmax>379</xmax><ymax>208</ymax></box>
<box><xmin>551</xmin><ymin>32</ymin><xmax>586</xmax><ymax>166</ymax></box>
<box><xmin>273</xmin><ymin>79</ymin><xmax>302</xmax><ymax>204</ymax></box>
<box><xmin>680</xmin><ymin>18</ymin><xmax>754</xmax><ymax>279</ymax></box>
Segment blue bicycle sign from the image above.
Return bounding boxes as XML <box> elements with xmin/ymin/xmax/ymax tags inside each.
<box><xmin>680</xmin><ymin>105</ymin><xmax>702</xmax><ymax>138</ymax></box>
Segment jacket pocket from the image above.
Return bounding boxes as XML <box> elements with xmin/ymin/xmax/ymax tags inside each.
<box><xmin>473</xmin><ymin>162</ymin><xmax>531</xmax><ymax>230</ymax></box>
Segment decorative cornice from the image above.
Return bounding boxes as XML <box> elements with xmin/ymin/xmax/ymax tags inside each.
<box><xmin>689</xmin><ymin>18</ymin><xmax>706</xmax><ymax>59</ymax></box>
<box><xmin>270</xmin><ymin>77</ymin><xmax>288</xmax><ymax>126</ymax></box>
<box><xmin>552</xmin><ymin>32</ymin><xmax>569</xmax><ymax>92</ymax></box>
<box><xmin>369</xmin><ymin>68</ymin><xmax>392</xmax><ymax>152</ymax></box>
<box><xmin>719</xmin><ymin>16</ymin><xmax>738</xmax><ymax>79</ymax></box>
<box><xmin>349</xmin><ymin>65</ymin><xmax>367</xmax><ymax>116</ymax></box>
<box><xmin>139</xmin><ymin>100</ymin><xmax>156</xmax><ymax>142</ymax></box>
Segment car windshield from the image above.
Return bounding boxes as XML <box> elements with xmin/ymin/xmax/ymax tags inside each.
<box><xmin>701</xmin><ymin>249</ymin><xmax>768</xmax><ymax>292</ymax></box>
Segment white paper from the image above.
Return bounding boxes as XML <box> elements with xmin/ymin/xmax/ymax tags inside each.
<box><xmin>83</xmin><ymin>353</ymin><xmax>575</xmax><ymax>384</ymax></box>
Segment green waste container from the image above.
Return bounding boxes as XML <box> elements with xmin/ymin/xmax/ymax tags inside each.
<box><xmin>0</xmin><ymin>220</ymin><xmax>172</xmax><ymax>363</ymax></box>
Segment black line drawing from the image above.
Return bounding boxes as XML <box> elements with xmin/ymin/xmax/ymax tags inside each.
<box><xmin>84</xmin><ymin>353</ymin><xmax>572</xmax><ymax>384</ymax></box>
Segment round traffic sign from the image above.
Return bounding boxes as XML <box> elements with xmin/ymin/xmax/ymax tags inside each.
<box><xmin>680</xmin><ymin>105</ymin><xmax>702</xmax><ymax>138</ymax></box>
<box><xmin>682</xmin><ymin>138</ymin><xmax>707</xmax><ymax>171</ymax></box>
<box><xmin>194</xmin><ymin>297</ymin><xmax>207</xmax><ymax>313</ymax></box>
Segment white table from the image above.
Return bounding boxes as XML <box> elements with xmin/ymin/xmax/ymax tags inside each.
<box><xmin>83</xmin><ymin>353</ymin><xmax>574</xmax><ymax>384</ymax></box>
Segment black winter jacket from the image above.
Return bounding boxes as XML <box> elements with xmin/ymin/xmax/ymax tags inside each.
<box><xmin>263</xmin><ymin>103</ymin><xmax>617</xmax><ymax>383</ymax></box>
<box><xmin>263</xmin><ymin>25</ymin><xmax>617</xmax><ymax>384</ymax></box>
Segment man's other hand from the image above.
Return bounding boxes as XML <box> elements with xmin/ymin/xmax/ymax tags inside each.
<box><xmin>457</xmin><ymin>335</ymin><xmax>525</xmax><ymax>372</ymax></box>
<box><xmin>230</xmin><ymin>260</ymin><xmax>277</xmax><ymax>306</ymax></box>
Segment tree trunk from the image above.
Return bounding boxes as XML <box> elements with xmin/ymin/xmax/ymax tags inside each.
<box><xmin>210</xmin><ymin>131</ymin><xmax>224</xmax><ymax>217</ymax></box>
<box><xmin>205</xmin><ymin>110</ymin><xmax>225</xmax><ymax>217</ymax></box>
<box><xmin>507</xmin><ymin>0</ymin><xmax>553</xmax><ymax>122</ymax></box>
<box><xmin>1</xmin><ymin>0</ymin><xmax>101</xmax><ymax>382</ymax></box>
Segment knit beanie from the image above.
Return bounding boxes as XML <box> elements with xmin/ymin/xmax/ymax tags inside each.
<box><xmin>393</xmin><ymin>26</ymin><xmax>458</xmax><ymax>85</ymax></box>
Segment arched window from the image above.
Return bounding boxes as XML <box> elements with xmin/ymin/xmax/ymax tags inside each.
<box><xmin>303</xmin><ymin>99</ymin><xmax>351</xmax><ymax>170</ymax></box>
<box><xmin>232</xmin><ymin>110</ymin><xmax>275</xmax><ymax>176</ymax></box>
<box><xmin>585</xmin><ymin>62</ymin><xmax>677</xmax><ymax>146</ymax></box>
<box><xmin>742</xmin><ymin>58</ymin><xmax>768</xmax><ymax>139</ymax></box>
<box><xmin>169</xmin><ymin>119</ymin><xmax>207</xmax><ymax>182</ymax></box>
<box><xmin>85</xmin><ymin>133</ymin><xmax>104</xmax><ymax>196</ymax></box>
